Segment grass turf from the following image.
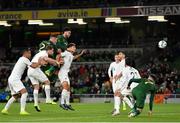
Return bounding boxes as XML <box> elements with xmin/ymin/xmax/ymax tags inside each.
<box><xmin>0</xmin><ymin>103</ymin><xmax>180</xmax><ymax>122</ymax></box>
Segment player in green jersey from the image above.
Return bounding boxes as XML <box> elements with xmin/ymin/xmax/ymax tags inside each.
<box><xmin>39</xmin><ymin>34</ymin><xmax>57</xmax><ymax>53</ymax></box>
<box><xmin>127</xmin><ymin>74</ymin><xmax>157</xmax><ymax>117</ymax></box>
<box><xmin>39</xmin><ymin>34</ymin><xmax>59</xmax><ymax>78</ymax></box>
<box><xmin>45</xmin><ymin>27</ymin><xmax>71</xmax><ymax>76</ymax></box>
<box><xmin>56</xmin><ymin>27</ymin><xmax>71</xmax><ymax>51</ymax></box>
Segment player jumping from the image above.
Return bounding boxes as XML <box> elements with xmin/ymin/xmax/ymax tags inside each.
<box><xmin>45</xmin><ymin>27</ymin><xmax>71</xmax><ymax>76</ymax></box>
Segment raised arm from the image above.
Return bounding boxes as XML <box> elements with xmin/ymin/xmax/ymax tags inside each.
<box><xmin>108</xmin><ymin>63</ymin><xmax>113</xmax><ymax>78</ymax></box>
<box><xmin>73</xmin><ymin>50</ymin><xmax>85</xmax><ymax>60</ymax></box>
<box><xmin>43</xmin><ymin>56</ymin><xmax>61</xmax><ymax>66</ymax></box>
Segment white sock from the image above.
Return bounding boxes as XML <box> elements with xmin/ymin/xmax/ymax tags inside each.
<box><xmin>20</xmin><ymin>93</ymin><xmax>28</xmax><ymax>112</ymax></box>
<box><xmin>65</xmin><ymin>91</ymin><xmax>70</xmax><ymax>105</ymax></box>
<box><xmin>45</xmin><ymin>85</ymin><xmax>51</xmax><ymax>102</ymax></box>
<box><xmin>114</xmin><ymin>96</ymin><xmax>116</xmax><ymax>109</ymax></box>
<box><xmin>33</xmin><ymin>90</ymin><xmax>39</xmax><ymax>106</ymax></box>
<box><xmin>4</xmin><ymin>96</ymin><xmax>16</xmax><ymax>110</ymax></box>
<box><xmin>61</xmin><ymin>89</ymin><xmax>67</xmax><ymax>105</ymax></box>
<box><xmin>114</xmin><ymin>96</ymin><xmax>120</xmax><ymax>112</ymax></box>
<box><xmin>123</xmin><ymin>96</ymin><xmax>134</xmax><ymax>109</ymax></box>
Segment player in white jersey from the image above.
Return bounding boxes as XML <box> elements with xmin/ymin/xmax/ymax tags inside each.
<box><xmin>111</xmin><ymin>52</ymin><xmax>126</xmax><ymax>116</ymax></box>
<box><xmin>108</xmin><ymin>53</ymin><xmax>121</xmax><ymax>115</ymax></box>
<box><xmin>117</xmin><ymin>58</ymin><xmax>141</xmax><ymax>112</ymax></box>
<box><xmin>108</xmin><ymin>54</ymin><xmax>121</xmax><ymax>93</ymax></box>
<box><xmin>1</xmin><ymin>49</ymin><xmax>39</xmax><ymax>115</ymax></box>
<box><xmin>59</xmin><ymin>43</ymin><xmax>85</xmax><ymax>110</ymax></box>
<box><xmin>28</xmin><ymin>45</ymin><xmax>62</xmax><ymax>112</ymax></box>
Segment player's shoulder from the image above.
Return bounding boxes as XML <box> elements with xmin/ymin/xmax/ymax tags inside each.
<box><xmin>66</xmin><ymin>50</ymin><xmax>73</xmax><ymax>55</ymax></box>
<box><xmin>57</xmin><ymin>34</ymin><xmax>62</xmax><ymax>38</ymax></box>
<box><xmin>19</xmin><ymin>56</ymin><xmax>30</xmax><ymax>63</ymax></box>
<box><xmin>38</xmin><ymin>50</ymin><xmax>47</xmax><ymax>55</ymax></box>
<box><xmin>57</xmin><ymin>35</ymin><xmax>63</xmax><ymax>40</ymax></box>
<box><xmin>130</xmin><ymin>67</ymin><xmax>137</xmax><ymax>71</ymax></box>
<box><xmin>61</xmin><ymin>50</ymin><xmax>68</xmax><ymax>55</ymax></box>
<box><xmin>110</xmin><ymin>62</ymin><xmax>116</xmax><ymax>66</ymax></box>
<box><xmin>19</xmin><ymin>56</ymin><xmax>28</xmax><ymax>60</ymax></box>
<box><xmin>40</xmin><ymin>40</ymin><xmax>49</xmax><ymax>44</ymax></box>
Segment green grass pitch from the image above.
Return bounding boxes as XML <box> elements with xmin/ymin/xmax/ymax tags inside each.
<box><xmin>0</xmin><ymin>103</ymin><xmax>180</xmax><ymax>122</ymax></box>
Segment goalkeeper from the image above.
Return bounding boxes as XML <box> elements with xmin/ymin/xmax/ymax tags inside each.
<box><xmin>127</xmin><ymin>74</ymin><xmax>157</xmax><ymax>117</ymax></box>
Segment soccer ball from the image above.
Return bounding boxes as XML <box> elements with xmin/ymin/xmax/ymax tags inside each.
<box><xmin>158</xmin><ymin>40</ymin><xmax>167</xmax><ymax>49</ymax></box>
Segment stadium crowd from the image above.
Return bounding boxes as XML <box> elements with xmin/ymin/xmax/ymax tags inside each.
<box><xmin>0</xmin><ymin>0</ymin><xmax>179</xmax><ymax>10</ymax></box>
<box><xmin>0</xmin><ymin>49</ymin><xmax>142</xmax><ymax>63</ymax></box>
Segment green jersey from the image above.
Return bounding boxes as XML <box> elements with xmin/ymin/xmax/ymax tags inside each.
<box><xmin>56</xmin><ymin>35</ymin><xmax>68</xmax><ymax>52</ymax></box>
<box><xmin>128</xmin><ymin>78</ymin><xmax>156</xmax><ymax>110</ymax></box>
<box><xmin>39</xmin><ymin>40</ymin><xmax>57</xmax><ymax>58</ymax></box>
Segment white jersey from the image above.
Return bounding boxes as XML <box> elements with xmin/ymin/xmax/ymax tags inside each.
<box><xmin>9</xmin><ymin>57</ymin><xmax>31</xmax><ymax>80</ymax></box>
<box><xmin>108</xmin><ymin>62</ymin><xmax>121</xmax><ymax>77</ymax></box>
<box><xmin>116</xmin><ymin>59</ymin><xmax>125</xmax><ymax>75</ymax></box>
<box><xmin>60</xmin><ymin>50</ymin><xmax>74</xmax><ymax>73</ymax></box>
<box><xmin>31</xmin><ymin>50</ymin><xmax>48</xmax><ymax>63</ymax></box>
<box><xmin>119</xmin><ymin>66</ymin><xmax>141</xmax><ymax>91</ymax></box>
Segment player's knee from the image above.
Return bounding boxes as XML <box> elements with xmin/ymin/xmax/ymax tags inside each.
<box><xmin>44</xmin><ymin>80</ymin><xmax>50</xmax><ymax>85</ymax></box>
<box><xmin>62</xmin><ymin>81</ymin><xmax>69</xmax><ymax>89</ymax></box>
<box><xmin>13</xmin><ymin>94</ymin><xmax>20</xmax><ymax>99</ymax></box>
<box><xmin>20</xmin><ymin>88</ymin><xmax>27</xmax><ymax>94</ymax></box>
<box><xmin>34</xmin><ymin>84</ymin><xmax>40</xmax><ymax>90</ymax></box>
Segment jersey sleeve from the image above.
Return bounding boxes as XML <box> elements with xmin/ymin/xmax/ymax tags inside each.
<box><xmin>136</xmin><ymin>69</ymin><xmax>141</xmax><ymax>78</ymax></box>
<box><xmin>128</xmin><ymin>78</ymin><xmax>142</xmax><ymax>87</ymax></box>
<box><xmin>23</xmin><ymin>58</ymin><xmax>32</xmax><ymax>66</ymax></box>
<box><xmin>61</xmin><ymin>51</ymin><xmax>67</xmax><ymax>58</ymax></box>
<box><xmin>108</xmin><ymin>63</ymin><xmax>113</xmax><ymax>77</ymax></box>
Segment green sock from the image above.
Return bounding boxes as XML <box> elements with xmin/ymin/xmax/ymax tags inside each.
<box><xmin>48</xmin><ymin>66</ymin><xmax>56</xmax><ymax>73</ymax></box>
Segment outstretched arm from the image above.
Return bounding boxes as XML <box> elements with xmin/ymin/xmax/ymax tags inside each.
<box><xmin>43</xmin><ymin>56</ymin><xmax>61</xmax><ymax>66</ymax></box>
<box><xmin>127</xmin><ymin>78</ymin><xmax>142</xmax><ymax>88</ymax></box>
<box><xmin>73</xmin><ymin>50</ymin><xmax>86</xmax><ymax>60</ymax></box>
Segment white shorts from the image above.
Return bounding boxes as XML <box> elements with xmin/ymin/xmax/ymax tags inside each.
<box><xmin>58</xmin><ymin>71</ymin><xmax>70</xmax><ymax>85</ymax></box>
<box><xmin>27</xmin><ymin>67</ymin><xmax>48</xmax><ymax>85</ymax></box>
<box><xmin>121</xmin><ymin>83</ymin><xmax>139</xmax><ymax>96</ymax></box>
<box><xmin>8</xmin><ymin>77</ymin><xmax>25</xmax><ymax>95</ymax></box>
<box><xmin>121</xmin><ymin>88</ymin><xmax>131</xmax><ymax>96</ymax></box>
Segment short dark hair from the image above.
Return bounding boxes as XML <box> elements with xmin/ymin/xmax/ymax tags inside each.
<box><xmin>50</xmin><ymin>34</ymin><xmax>57</xmax><ymax>38</ymax></box>
<box><xmin>115</xmin><ymin>52</ymin><xmax>119</xmax><ymax>56</ymax></box>
<box><xmin>67</xmin><ymin>43</ymin><xmax>76</xmax><ymax>48</ymax></box>
<box><xmin>63</xmin><ymin>27</ymin><xmax>71</xmax><ymax>33</ymax></box>
<box><xmin>45</xmin><ymin>45</ymin><xmax>53</xmax><ymax>50</ymax></box>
